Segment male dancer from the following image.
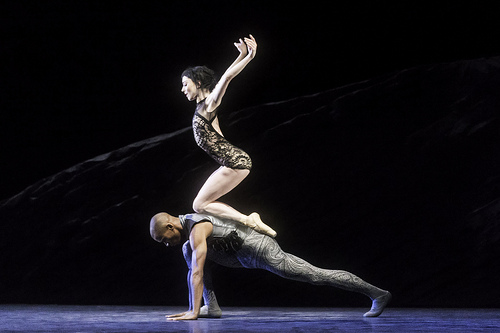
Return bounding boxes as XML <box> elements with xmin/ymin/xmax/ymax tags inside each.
<box><xmin>150</xmin><ymin>212</ymin><xmax>391</xmax><ymax>320</ymax></box>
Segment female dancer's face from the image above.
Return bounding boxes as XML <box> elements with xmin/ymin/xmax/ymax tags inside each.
<box><xmin>181</xmin><ymin>76</ymin><xmax>198</xmax><ymax>101</ymax></box>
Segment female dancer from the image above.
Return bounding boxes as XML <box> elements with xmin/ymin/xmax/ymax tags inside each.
<box><xmin>181</xmin><ymin>34</ymin><xmax>276</xmax><ymax>237</ymax></box>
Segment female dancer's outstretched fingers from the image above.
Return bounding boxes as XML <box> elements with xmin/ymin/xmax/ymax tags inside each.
<box><xmin>244</xmin><ymin>35</ymin><xmax>257</xmax><ymax>57</ymax></box>
<box><xmin>234</xmin><ymin>38</ymin><xmax>247</xmax><ymax>54</ymax></box>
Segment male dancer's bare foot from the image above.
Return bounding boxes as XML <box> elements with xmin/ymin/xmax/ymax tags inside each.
<box><xmin>247</xmin><ymin>212</ymin><xmax>277</xmax><ymax>238</ymax></box>
<box><xmin>363</xmin><ymin>291</ymin><xmax>392</xmax><ymax>317</ymax></box>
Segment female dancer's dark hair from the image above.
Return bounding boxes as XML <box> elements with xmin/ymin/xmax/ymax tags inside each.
<box><xmin>181</xmin><ymin>66</ymin><xmax>217</xmax><ymax>92</ymax></box>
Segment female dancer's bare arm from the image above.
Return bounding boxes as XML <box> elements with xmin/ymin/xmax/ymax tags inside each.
<box><xmin>205</xmin><ymin>35</ymin><xmax>257</xmax><ymax>112</ymax></box>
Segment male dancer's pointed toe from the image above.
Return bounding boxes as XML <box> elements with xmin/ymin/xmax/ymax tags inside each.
<box><xmin>363</xmin><ymin>291</ymin><xmax>392</xmax><ymax>317</ymax></box>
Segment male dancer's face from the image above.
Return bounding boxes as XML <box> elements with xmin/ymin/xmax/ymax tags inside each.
<box><xmin>153</xmin><ymin>224</ymin><xmax>182</xmax><ymax>247</ymax></box>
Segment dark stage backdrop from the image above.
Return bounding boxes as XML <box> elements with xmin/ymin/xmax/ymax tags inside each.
<box><xmin>1</xmin><ymin>56</ymin><xmax>500</xmax><ymax>308</ymax></box>
<box><xmin>1</xmin><ymin>2</ymin><xmax>500</xmax><ymax>308</ymax></box>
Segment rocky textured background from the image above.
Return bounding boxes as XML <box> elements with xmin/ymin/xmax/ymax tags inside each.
<box><xmin>1</xmin><ymin>56</ymin><xmax>499</xmax><ymax>308</ymax></box>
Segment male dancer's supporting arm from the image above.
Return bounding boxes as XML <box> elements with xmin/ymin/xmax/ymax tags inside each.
<box><xmin>167</xmin><ymin>222</ymin><xmax>213</xmax><ymax>321</ymax></box>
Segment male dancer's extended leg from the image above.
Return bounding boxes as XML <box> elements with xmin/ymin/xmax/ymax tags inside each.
<box><xmin>238</xmin><ymin>233</ymin><xmax>391</xmax><ymax>317</ymax></box>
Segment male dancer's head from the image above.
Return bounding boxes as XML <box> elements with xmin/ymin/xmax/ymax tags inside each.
<box><xmin>150</xmin><ymin>212</ymin><xmax>183</xmax><ymax>247</ymax></box>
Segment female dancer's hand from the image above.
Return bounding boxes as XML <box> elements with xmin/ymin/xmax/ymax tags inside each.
<box><xmin>244</xmin><ymin>34</ymin><xmax>257</xmax><ymax>59</ymax></box>
<box><xmin>234</xmin><ymin>38</ymin><xmax>248</xmax><ymax>56</ymax></box>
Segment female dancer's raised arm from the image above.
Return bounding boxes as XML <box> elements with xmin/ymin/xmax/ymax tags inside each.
<box><xmin>205</xmin><ymin>35</ymin><xmax>257</xmax><ymax>113</ymax></box>
<box><xmin>180</xmin><ymin>35</ymin><xmax>276</xmax><ymax>238</ymax></box>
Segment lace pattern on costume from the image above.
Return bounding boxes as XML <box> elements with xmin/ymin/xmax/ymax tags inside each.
<box><xmin>192</xmin><ymin>112</ymin><xmax>252</xmax><ymax>170</ymax></box>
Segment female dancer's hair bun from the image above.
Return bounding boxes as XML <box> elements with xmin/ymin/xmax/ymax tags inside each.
<box><xmin>182</xmin><ymin>66</ymin><xmax>217</xmax><ymax>92</ymax></box>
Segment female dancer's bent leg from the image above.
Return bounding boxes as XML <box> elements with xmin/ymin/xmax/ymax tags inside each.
<box><xmin>193</xmin><ymin>166</ymin><xmax>276</xmax><ymax>237</ymax></box>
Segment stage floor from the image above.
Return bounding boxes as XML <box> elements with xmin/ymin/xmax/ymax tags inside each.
<box><xmin>1</xmin><ymin>305</ymin><xmax>499</xmax><ymax>332</ymax></box>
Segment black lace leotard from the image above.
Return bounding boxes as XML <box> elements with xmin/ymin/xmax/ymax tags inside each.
<box><xmin>192</xmin><ymin>103</ymin><xmax>252</xmax><ymax>170</ymax></box>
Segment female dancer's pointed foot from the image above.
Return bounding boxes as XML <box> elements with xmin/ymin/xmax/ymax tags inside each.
<box><xmin>363</xmin><ymin>291</ymin><xmax>392</xmax><ymax>317</ymax></box>
<box><xmin>248</xmin><ymin>212</ymin><xmax>277</xmax><ymax>238</ymax></box>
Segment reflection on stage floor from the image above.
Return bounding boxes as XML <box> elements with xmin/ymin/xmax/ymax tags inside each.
<box><xmin>1</xmin><ymin>305</ymin><xmax>499</xmax><ymax>332</ymax></box>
